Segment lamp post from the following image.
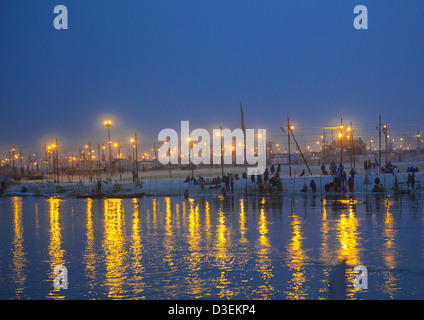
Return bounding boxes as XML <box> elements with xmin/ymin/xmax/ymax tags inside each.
<box><xmin>131</xmin><ymin>138</ymin><xmax>136</xmax><ymax>177</ymax></box>
<box><xmin>114</xmin><ymin>141</ymin><xmax>122</xmax><ymax>181</ymax></box>
<box><xmin>321</xmin><ymin>131</ymin><xmax>326</xmax><ymax>165</ymax></box>
<box><xmin>339</xmin><ymin>118</ymin><xmax>344</xmax><ymax>164</ymax></box>
<box><xmin>131</xmin><ymin>136</ymin><xmax>139</xmax><ymax>182</ymax></box>
<box><xmin>51</xmin><ymin>141</ymin><xmax>58</xmax><ymax>183</ymax></box>
<box><xmin>104</xmin><ymin>120</ymin><xmax>112</xmax><ymax>174</ymax></box>
<box><xmin>288</xmin><ymin>124</ymin><xmax>294</xmax><ymax>177</ymax></box>
<box><xmin>383</xmin><ymin>125</ymin><xmax>388</xmax><ymax>164</ymax></box>
<box><xmin>346</xmin><ymin>126</ymin><xmax>352</xmax><ymax>168</ymax></box>
<box><xmin>87</xmin><ymin>141</ymin><xmax>93</xmax><ymax>182</ymax></box>
<box><xmin>11</xmin><ymin>147</ymin><xmax>15</xmax><ymax>173</ymax></box>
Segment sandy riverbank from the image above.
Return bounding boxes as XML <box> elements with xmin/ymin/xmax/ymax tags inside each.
<box><xmin>2</xmin><ymin>161</ymin><xmax>423</xmax><ymax>198</ymax></box>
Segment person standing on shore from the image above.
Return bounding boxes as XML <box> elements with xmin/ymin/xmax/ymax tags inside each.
<box><xmin>374</xmin><ymin>158</ymin><xmax>379</xmax><ymax>175</ymax></box>
<box><xmin>348</xmin><ymin>176</ymin><xmax>354</xmax><ymax>192</ymax></box>
<box><xmin>321</xmin><ymin>163</ymin><xmax>326</xmax><ymax>175</ymax></box>
<box><xmin>223</xmin><ymin>174</ymin><xmax>230</xmax><ymax>191</ymax></box>
<box><xmin>264</xmin><ymin>168</ymin><xmax>269</xmax><ymax>181</ymax></box>
<box><xmin>310</xmin><ymin>179</ymin><xmax>317</xmax><ymax>192</ymax></box>
<box><xmin>230</xmin><ymin>174</ymin><xmax>234</xmax><ymax>193</ymax></box>
<box><xmin>411</xmin><ymin>173</ymin><xmax>415</xmax><ymax>192</ymax></box>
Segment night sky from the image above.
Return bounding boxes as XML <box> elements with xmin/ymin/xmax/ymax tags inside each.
<box><xmin>1</xmin><ymin>0</ymin><xmax>424</xmax><ymax>152</ymax></box>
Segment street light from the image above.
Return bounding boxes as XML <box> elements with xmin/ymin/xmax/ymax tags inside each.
<box><xmin>104</xmin><ymin>120</ymin><xmax>112</xmax><ymax>173</ymax></box>
<box><xmin>286</xmin><ymin>122</ymin><xmax>294</xmax><ymax>178</ymax></box>
<box><xmin>11</xmin><ymin>147</ymin><xmax>16</xmax><ymax>172</ymax></box>
<box><xmin>382</xmin><ymin>125</ymin><xmax>388</xmax><ymax>163</ymax></box>
<box><xmin>130</xmin><ymin>138</ymin><xmax>136</xmax><ymax>175</ymax></box>
<box><xmin>114</xmin><ymin>140</ymin><xmax>122</xmax><ymax>181</ymax></box>
<box><xmin>339</xmin><ymin>118</ymin><xmax>344</xmax><ymax>164</ymax></box>
<box><xmin>50</xmin><ymin>140</ymin><xmax>59</xmax><ymax>183</ymax></box>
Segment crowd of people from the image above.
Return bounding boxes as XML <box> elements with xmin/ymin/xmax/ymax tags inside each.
<box><xmin>322</xmin><ymin>162</ymin><xmax>356</xmax><ymax>193</ymax></box>
<box><xmin>181</xmin><ymin>160</ymin><xmax>421</xmax><ymax>198</ymax></box>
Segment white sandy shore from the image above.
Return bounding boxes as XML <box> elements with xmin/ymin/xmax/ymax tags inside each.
<box><xmin>3</xmin><ymin>161</ymin><xmax>424</xmax><ymax>197</ymax></box>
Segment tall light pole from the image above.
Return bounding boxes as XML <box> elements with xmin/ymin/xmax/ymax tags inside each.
<box><xmin>219</xmin><ymin>127</ymin><xmax>224</xmax><ymax>179</ymax></box>
<box><xmin>287</xmin><ymin>118</ymin><xmax>293</xmax><ymax>178</ymax></box>
<box><xmin>135</xmin><ymin>133</ymin><xmax>139</xmax><ymax>181</ymax></box>
<box><xmin>104</xmin><ymin>120</ymin><xmax>112</xmax><ymax>174</ymax></box>
<box><xmin>383</xmin><ymin>125</ymin><xmax>388</xmax><ymax>164</ymax></box>
<box><xmin>280</xmin><ymin>120</ymin><xmax>294</xmax><ymax>178</ymax></box>
<box><xmin>346</xmin><ymin>125</ymin><xmax>352</xmax><ymax>169</ymax></box>
<box><xmin>88</xmin><ymin>141</ymin><xmax>93</xmax><ymax>181</ymax></box>
<box><xmin>51</xmin><ymin>141</ymin><xmax>58</xmax><ymax>183</ymax></box>
<box><xmin>97</xmin><ymin>144</ymin><xmax>102</xmax><ymax>181</ymax></box>
<box><xmin>321</xmin><ymin>131</ymin><xmax>326</xmax><ymax>165</ymax></box>
<box><xmin>114</xmin><ymin>141</ymin><xmax>122</xmax><ymax>181</ymax></box>
<box><xmin>131</xmin><ymin>136</ymin><xmax>139</xmax><ymax>182</ymax></box>
<box><xmin>131</xmin><ymin>138</ymin><xmax>136</xmax><ymax>175</ymax></box>
<box><xmin>11</xmin><ymin>146</ymin><xmax>15</xmax><ymax>173</ymax></box>
<box><xmin>349</xmin><ymin>122</ymin><xmax>356</xmax><ymax>169</ymax></box>
<box><xmin>339</xmin><ymin>118</ymin><xmax>344</xmax><ymax>164</ymax></box>
<box><xmin>378</xmin><ymin>115</ymin><xmax>382</xmax><ymax>166</ymax></box>
<box><xmin>55</xmin><ymin>139</ymin><xmax>59</xmax><ymax>183</ymax></box>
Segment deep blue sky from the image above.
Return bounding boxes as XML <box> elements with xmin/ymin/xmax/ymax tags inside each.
<box><xmin>1</xmin><ymin>0</ymin><xmax>424</xmax><ymax>150</ymax></box>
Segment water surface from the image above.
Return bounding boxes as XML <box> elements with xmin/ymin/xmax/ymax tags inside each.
<box><xmin>1</xmin><ymin>194</ymin><xmax>424</xmax><ymax>299</ymax></box>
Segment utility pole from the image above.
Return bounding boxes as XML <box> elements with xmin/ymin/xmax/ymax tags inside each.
<box><xmin>340</xmin><ymin>118</ymin><xmax>343</xmax><ymax>164</ymax></box>
<box><xmin>378</xmin><ymin>115</ymin><xmax>382</xmax><ymax>166</ymax></box>
<box><xmin>350</xmin><ymin>122</ymin><xmax>355</xmax><ymax>169</ymax></box>
<box><xmin>56</xmin><ymin>138</ymin><xmax>59</xmax><ymax>184</ymax></box>
<box><xmin>382</xmin><ymin>125</ymin><xmax>388</xmax><ymax>164</ymax></box>
<box><xmin>104</xmin><ymin>120</ymin><xmax>112</xmax><ymax>175</ymax></box>
<box><xmin>220</xmin><ymin>125</ymin><xmax>224</xmax><ymax>178</ymax></box>
<box><xmin>44</xmin><ymin>144</ymin><xmax>48</xmax><ymax>175</ymax></box>
<box><xmin>88</xmin><ymin>140</ymin><xmax>93</xmax><ymax>182</ymax></box>
<box><xmin>97</xmin><ymin>144</ymin><xmax>101</xmax><ymax>181</ymax></box>
<box><xmin>134</xmin><ymin>133</ymin><xmax>139</xmax><ymax>182</ymax></box>
<box><xmin>322</xmin><ymin>130</ymin><xmax>326</xmax><ymax>164</ymax></box>
<box><xmin>11</xmin><ymin>146</ymin><xmax>15</xmax><ymax>173</ymax></box>
<box><xmin>118</xmin><ymin>139</ymin><xmax>122</xmax><ymax>181</ymax></box>
<box><xmin>287</xmin><ymin>117</ymin><xmax>292</xmax><ymax>178</ymax></box>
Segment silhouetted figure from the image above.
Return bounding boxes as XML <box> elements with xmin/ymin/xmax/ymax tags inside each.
<box><xmin>310</xmin><ymin>179</ymin><xmax>317</xmax><ymax>192</ymax></box>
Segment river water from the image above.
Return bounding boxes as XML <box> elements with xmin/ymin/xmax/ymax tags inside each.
<box><xmin>1</xmin><ymin>193</ymin><xmax>424</xmax><ymax>300</ymax></box>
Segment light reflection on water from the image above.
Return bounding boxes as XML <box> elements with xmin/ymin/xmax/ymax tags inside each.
<box><xmin>1</xmin><ymin>193</ymin><xmax>424</xmax><ymax>299</ymax></box>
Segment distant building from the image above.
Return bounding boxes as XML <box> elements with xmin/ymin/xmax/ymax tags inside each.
<box><xmin>329</xmin><ymin>136</ymin><xmax>366</xmax><ymax>156</ymax></box>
